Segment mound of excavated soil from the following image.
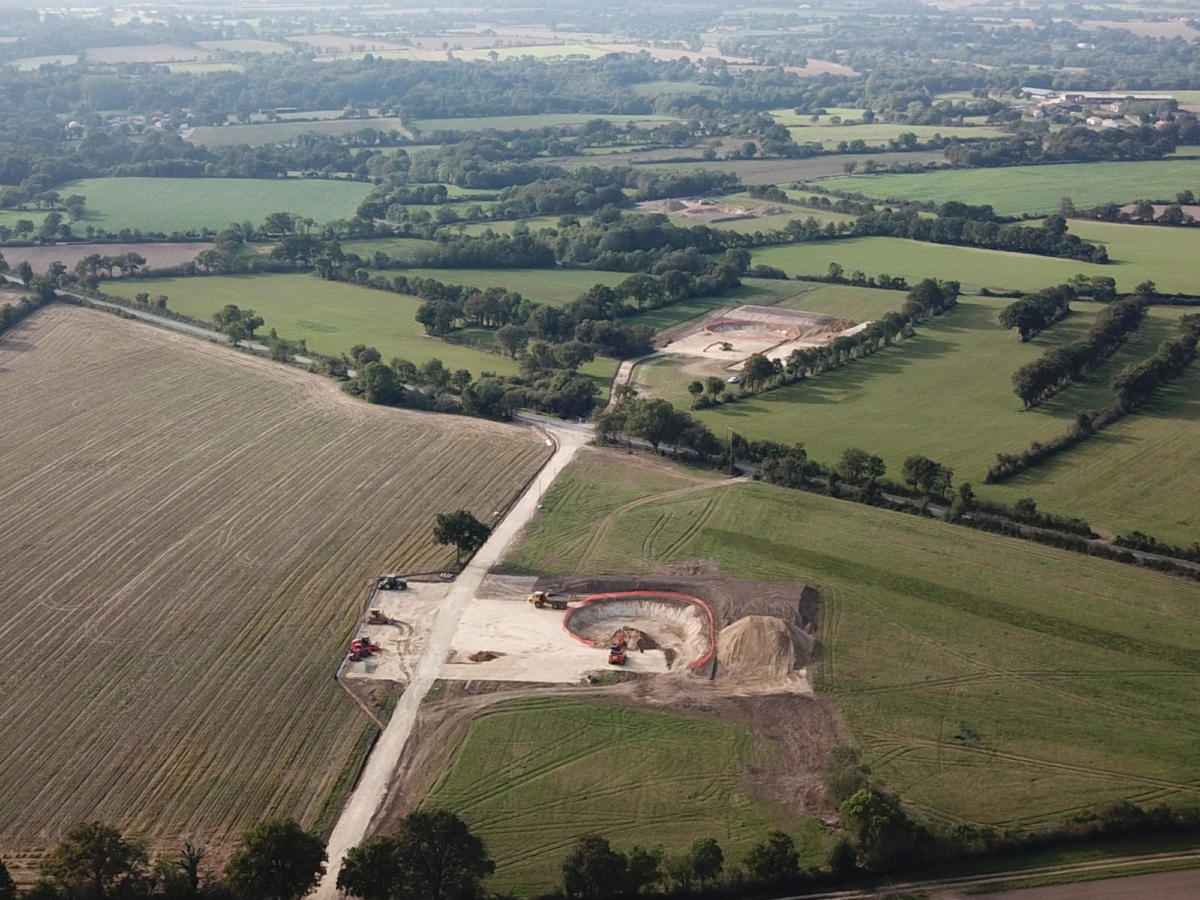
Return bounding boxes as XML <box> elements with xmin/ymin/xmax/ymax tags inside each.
<box><xmin>718</xmin><ymin>615</ymin><xmax>812</xmax><ymax>679</ymax></box>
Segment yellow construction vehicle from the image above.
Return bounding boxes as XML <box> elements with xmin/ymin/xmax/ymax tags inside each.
<box><xmin>367</xmin><ymin>609</ymin><xmax>391</xmax><ymax>625</ymax></box>
<box><xmin>527</xmin><ymin>590</ymin><xmax>569</xmax><ymax>610</ymax></box>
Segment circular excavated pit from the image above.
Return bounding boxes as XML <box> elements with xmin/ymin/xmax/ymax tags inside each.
<box><xmin>563</xmin><ymin>591</ymin><xmax>716</xmax><ymax>670</ymax></box>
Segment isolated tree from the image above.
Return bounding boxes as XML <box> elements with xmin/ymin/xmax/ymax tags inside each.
<box><xmin>742</xmin><ymin>831</ymin><xmax>799</xmax><ymax>883</ymax></box>
<box><xmin>225</xmin><ymin>818</ymin><xmax>326</xmax><ymax>900</ymax></box>
<box><xmin>704</xmin><ymin>375</ymin><xmax>726</xmax><ymax>399</ymax></box>
<box><xmin>690</xmin><ymin>837</ymin><xmax>724</xmax><ymax>888</ymax></box>
<box><xmin>687</xmin><ymin>380</ymin><xmax>704</xmax><ymax>399</ymax></box>
<box><xmin>561</xmin><ymin>834</ymin><xmax>627</xmax><ymax>898</ymax></box>
<box><xmin>0</xmin><ymin>857</ymin><xmax>13</xmax><ymax>900</ymax></box>
<box><xmin>433</xmin><ymin>510</ymin><xmax>492</xmax><ymax>565</ymax></box>
<box><xmin>174</xmin><ymin>841</ymin><xmax>207</xmax><ymax>896</ymax></box>
<box><xmin>41</xmin><ymin>821</ymin><xmax>148</xmax><ymax>900</ymax></box>
<box><xmin>16</xmin><ymin>260</ymin><xmax>33</xmax><ymax>285</ymax></box>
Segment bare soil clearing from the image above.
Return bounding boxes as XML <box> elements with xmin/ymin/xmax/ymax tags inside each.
<box><xmin>0</xmin><ymin>305</ymin><xmax>548</xmax><ymax>875</ymax></box>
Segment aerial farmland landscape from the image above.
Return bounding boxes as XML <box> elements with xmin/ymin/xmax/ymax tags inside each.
<box><xmin>0</xmin><ymin>2</ymin><xmax>1198</xmax><ymax>899</ymax></box>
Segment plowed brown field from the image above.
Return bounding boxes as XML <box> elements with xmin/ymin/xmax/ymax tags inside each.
<box><xmin>0</xmin><ymin>305</ymin><xmax>547</xmax><ymax>873</ymax></box>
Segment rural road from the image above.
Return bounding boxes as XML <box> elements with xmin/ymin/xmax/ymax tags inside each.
<box><xmin>313</xmin><ymin>420</ymin><xmax>589</xmax><ymax>898</ymax></box>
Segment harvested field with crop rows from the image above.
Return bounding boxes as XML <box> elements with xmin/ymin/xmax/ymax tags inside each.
<box><xmin>0</xmin><ymin>306</ymin><xmax>548</xmax><ymax>873</ymax></box>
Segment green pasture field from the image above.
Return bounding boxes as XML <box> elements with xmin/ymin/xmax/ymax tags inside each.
<box><xmin>0</xmin><ymin>208</ymin><xmax>47</xmax><ymax>230</ymax></box>
<box><xmin>102</xmin><ymin>273</ymin><xmax>522</xmax><ymax>375</ymax></box>
<box><xmin>102</xmin><ymin>273</ymin><xmax>617</xmax><ymax>391</ymax></box>
<box><xmin>985</xmin><ymin>307</ymin><xmax>1200</xmax><ymax>544</ymax></box>
<box><xmin>768</xmin><ymin>106</ymin><xmax>867</xmax><ymax>126</ymax></box>
<box><xmin>412</xmin><ymin>113</ymin><xmax>678</xmax><ymax>133</ymax></box>
<box><xmin>424</xmin><ymin>696</ymin><xmax>824</xmax><ymax>895</ymax></box>
<box><xmin>643</xmin><ymin>300</ymin><xmax>1193</xmax><ymax>536</ymax></box>
<box><xmin>377</xmin><ymin>267</ymin><xmax>630</xmax><ymax>306</ymax></box>
<box><xmin>749</xmin><ymin>238</ymin><xmax>1081</xmax><ymax>294</ymax></box>
<box><xmin>187</xmin><ymin>117</ymin><xmax>409</xmax><ymax>147</ymax></box>
<box><xmin>609</xmin><ymin>151</ymin><xmax>947</xmax><ymax>185</ymax></box>
<box><xmin>777</xmin><ymin>281</ymin><xmax>911</xmax><ymax>321</ymax></box>
<box><xmin>451</xmin><ymin>215</ymin><xmax>565</xmax><ymax>236</ymax></box>
<box><xmin>1067</xmin><ymin>220</ymin><xmax>1200</xmax><ymax>296</ymax></box>
<box><xmin>502</xmin><ymin>449</ymin><xmax>1200</xmax><ymax>831</ymax></box>
<box><xmin>339</xmin><ymin>237</ymin><xmax>439</xmax><ymax>259</ymax></box>
<box><xmin>750</xmin><ymin>222</ymin><xmax>1200</xmax><ymax>295</ymax></box>
<box><xmin>819</xmin><ymin>159</ymin><xmax>1200</xmax><ymax>216</ymax></box>
<box><xmin>57</xmin><ymin>177</ymin><xmax>372</xmax><ymax>233</ymax></box>
<box><xmin>786</xmin><ymin>122</ymin><xmax>1006</xmax><ymax>149</ymax></box>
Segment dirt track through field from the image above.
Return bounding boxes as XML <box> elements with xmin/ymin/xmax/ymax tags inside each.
<box><xmin>314</xmin><ymin>423</ymin><xmax>589</xmax><ymax>899</ymax></box>
<box><xmin>0</xmin><ymin>305</ymin><xmax>548</xmax><ymax>872</ymax></box>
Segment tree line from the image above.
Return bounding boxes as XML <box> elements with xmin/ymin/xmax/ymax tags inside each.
<box><xmin>689</xmin><ymin>278</ymin><xmax>959</xmax><ymax>410</ymax></box>
<box><xmin>1010</xmin><ymin>288</ymin><xmax>1153</xmax><ymax>409</ymax></box>
<box><xmin>990</xmin><ymin>312</ymin><xmax>1199</xmax><ymax>484</ymax></box>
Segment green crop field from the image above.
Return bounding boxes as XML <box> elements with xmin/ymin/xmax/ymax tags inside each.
<box><xmin>502</xmin><ymin>449</ymin><xmax>1200</xmax><ymax>831</ymax></box>
<box><xmin>786</xmin><ymin>122</ymin><xmax>1005</xmax><ymax>149</ymax></box>
<box><xmin>187</xmin><ymin>118</ymin><xmax>409</xmax><ymax>147</ymax></box>
<box><xmin>820</xmin><ymin>159</ymin><xmax>1200</xmax><ymax>216</ymax></box>
<box><xmin>424</xmin><ymin>697</ymin><xmax>824</xmax><ymax>895</ymax></box>
<box><xmin>57</xmin><ymin>177</ymin><xmax>372</xmax><ymax>234</ymax></box>
<box><xmin>412</xmin><ymin>113</ymin><xmax>677</xmax><ymax>133</ymax></box>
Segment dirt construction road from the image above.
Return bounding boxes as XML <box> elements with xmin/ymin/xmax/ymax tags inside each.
<box><xmin>313</xmin><ymin>423</ymin><xmax>588</xmax><ymax>898</ymax></box>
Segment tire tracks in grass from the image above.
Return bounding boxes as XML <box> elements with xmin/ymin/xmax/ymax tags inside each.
<box><xmin>577</xmin><ymin>477</ymin><xmax>742</xmax><ymax>571</ymax></box>
<box><xmin>862</xmin><ymin>729</ymin><xmax>1200</xmax><ymax>796</ymax></box>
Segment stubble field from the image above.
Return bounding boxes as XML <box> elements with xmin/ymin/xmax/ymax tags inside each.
<box><xmin>0</xmin><ymin>305</ymin><xmax>547</xmax><ymax>871</ymax></box>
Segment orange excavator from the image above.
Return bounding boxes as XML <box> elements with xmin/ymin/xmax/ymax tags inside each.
<box><xmin>608</xmin><ymin>631</ymin><xmax>628</xmax><ymax>666</ymax></box>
